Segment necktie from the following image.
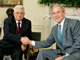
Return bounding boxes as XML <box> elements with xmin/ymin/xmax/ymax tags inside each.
<box><xmin>58</xmin><ymin>24</ymin><xmax>63</xmax><ymax>45</ymax></box>
<box><xmin>17</xmin><ymin>22</ymin><xmax>21</xmax><ymax>35</ymax></box>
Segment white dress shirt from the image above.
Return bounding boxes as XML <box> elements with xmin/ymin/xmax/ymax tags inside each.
<box><xmin>31</xmin><ymin>18</ymin><xmax>69</xmax><ymax>56</ymax></box>
<box><xmin>16</xmin><ymin>20</ymin><xmax>22</xmax><ymax>28</ymax></box>
<box><xmin>32</xmin><ymin>18</ymin><xmax>65</xmax><ymax>46</ymax></box>
<box><xmin>58</xmin><ymin>18</ymin><xmax>65</xmax><ymax>33</ymax></box>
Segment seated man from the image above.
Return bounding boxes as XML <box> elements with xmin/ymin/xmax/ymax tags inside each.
<box><xmin>0</xmin><ymin>5</ymin><xmax>32</xmax><ymax>60</ymax></box>
<box><xmin>23</xmin><ymin>4</ymin><xmax>80</xmax><ymax>60</ymax></box>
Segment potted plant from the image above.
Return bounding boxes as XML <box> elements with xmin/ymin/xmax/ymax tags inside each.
<box><xmin>38</xmin><ymin>0</ymin><xmax>80</xmax><ymax>7</ymax></box>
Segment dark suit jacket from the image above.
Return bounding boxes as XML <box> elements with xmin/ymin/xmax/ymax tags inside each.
<box><xmin>0</xmin><ymin>16</ymin><xmax>32</xmax><ymax>48</ymax></box>
<box><xmin>35</xmin><ymin>18</ymin><xmax>80</xmax><ymax>55</ymax></box>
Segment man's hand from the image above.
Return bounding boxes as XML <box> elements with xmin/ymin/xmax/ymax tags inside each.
<box><xmin>21</xmin><ymin>44</ymin><xmax>26</xmax><ymax>51</ymax></box>
<box><xmin>23</xmin><ymin>37</ymin><xmax>32</xmax><ymax>45</ymax></box>
<box><xmin>20</xmin><ymin>37</ymin><xmax>28</xmax><ymax>45</ymax></box>
<box><xmin>55</xmin><ymin>55</ymin><xmax>65</xmax><ymax>60</ymax></box>
<box><xmin>20</xmin><ymin>37</ymin><xmax>32</xmax><ymax>45</ymax></box>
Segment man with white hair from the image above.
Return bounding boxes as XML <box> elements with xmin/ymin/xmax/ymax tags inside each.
<box><xmin>0</xmin><ymin>5</ymin><xmax>32</xmax><ymax>60</ymax></box>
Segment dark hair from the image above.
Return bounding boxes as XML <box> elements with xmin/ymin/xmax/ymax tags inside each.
<box><xmin>6</xmin><ymin>8</ymin><xmax>14</xmax><ymax>17</ymax></box>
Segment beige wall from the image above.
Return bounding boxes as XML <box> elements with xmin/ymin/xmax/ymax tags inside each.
<box><xmin>0</xmin><ymin>0</ymin><xmax>55</xmax><ymax>49</ymax></box>
<box><xmin>0</xmin><ymin>0</ymin><xmax>45</xmax><ymax>40</ymax></box>
<box><xmin>23</xmin><ymin>0</ymin><xmax>45</xmax><ymax>25</ymax></box>
<box><xmin>0</xmin><ymin>8</ymin><xmax>8</xmax><ymax>24</ymax></box>
<box><xmin>23</xmin><ymin>0</ymin><xmax>45</xmax><ymax>40</ymax></box>
<box><xmin>0</xmin><ymin>0</ymin><xmax>45</xmax><ymax>25</ymax></box>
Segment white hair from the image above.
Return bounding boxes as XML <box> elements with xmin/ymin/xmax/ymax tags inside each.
<box><xmin>14</xmin><ymin>5</ymin><xmax>25</xmax><ymax>12</ymax></box>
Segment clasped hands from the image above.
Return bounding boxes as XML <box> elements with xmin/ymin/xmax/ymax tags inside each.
<box><xmin>20</xmin><ymin>36</ymin><xmax>32</xmax><ymax>51</ymax></box>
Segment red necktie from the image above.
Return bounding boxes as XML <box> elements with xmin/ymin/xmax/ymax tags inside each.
<box><xmin>17</xmin><ymin>22</ymin><xmax>21</xmax><ymax>35</ymax></box>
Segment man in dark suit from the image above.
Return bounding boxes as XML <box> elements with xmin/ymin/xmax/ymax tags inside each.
<box><xmin>0</xmin><ymin>5</ymin><xmax>32</xmax><ymax>60</ymax></box>
<box><xmin>23</xmin><ymin>4</ymin><xmax>80</xmax><ymax>60</ymax></box>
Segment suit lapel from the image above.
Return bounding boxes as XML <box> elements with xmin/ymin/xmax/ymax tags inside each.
<box><xmin>53</xmin><ymin>18</ymin><xmax>69</xmax><ymax>50</ymax></box>
<box><xmin>21</xmin><ymin>19</ymin><xmax>28</xmax><ymax>35</ymax></box>
<box><xmin>12</xmin><ymin>18</ymin><xmax>17</xmax><ymax>34</ymax></box>
<box><xmin>54</xmin><ymin>25</ymin><xmax>64</xmax><ymax>50</ymax></box>
<box><xmin>54</xmin><ymin>24</ymin><xmax>58</xmax><ymax>42</ymax></box>
<box><xmin>62</xmin><ymin>18</ymin><xmax>68</xmax><ymax>47</ymax></box>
